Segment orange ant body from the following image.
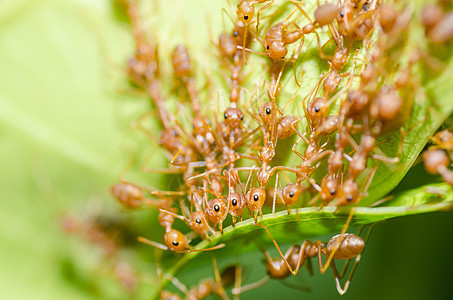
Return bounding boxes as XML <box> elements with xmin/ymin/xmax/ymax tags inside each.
<box><xmin>424</xmin><ymin>149</ymin><xmax>453</xmax><ymax>186</ymax></box>
<box><xmin>432</xmin><ymin>129</ymin><xmax>453</xmax><ymax>151</ymax></box>
<box><xmin>249</xmin><ymin>223</ymin><xmax>370</xmax><ymax>295</ymax></box>
<box><xmin>422</xmin><ymin>4</ymin><xmax>453</xmax><ymax>43</ymax></box>
<box><xmin>138</xmin><ymin>229</ymin><xmax>225</xmax><ymax>254</ymax></box>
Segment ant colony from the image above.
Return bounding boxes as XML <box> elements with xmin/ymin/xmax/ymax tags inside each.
<box><xmin>64</xmin><ymin>0</ymin><xmax>453</xmax><ymax>298</ymax></box>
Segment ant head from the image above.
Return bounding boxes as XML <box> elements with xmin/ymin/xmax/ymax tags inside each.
<box><xmin>227</xmin><ymin>192</ymin><xmax>246</xmax><ymax>218</ymax></box>
<box><xmin>160</xmin><ymin>127</ymin><xmax>182</xmax><ymax>153</ymax></box>
<box><xmin>206</xmin><ymin>198</ymin><xmax>227</xmax><ymax>225</ymax></box>
<box><xmin>307</xmin><ymin>97</ymin><xmax>329</xmax><ymax>124</ymax></box>
<box><xmin>265</xmin><ymin>40</ymin><xmax>288</xmax><ymax>60</ymax></box>
<box><xmin>246</xmin><ymin>187</ymin><xmax>266</xmax><ymax>211</ymax></box>
<box><xmin>424</xmin><ymin>149</ymin><xmax>450</xmax><ymax>174</ymax></box>
<box><xmin>337</xmin><ymin>179</ymin><xmax>359</xmax><ymax>206</ymax></box>
<box><xmin>432</xmin><ymin>130</ymin><xmax>453</xmax><ymax>149</ymax></box>
<box><xmin>189</xmin><ymin>211</ymin><xmax>209</xmax><ymax>235</ymax></box>
<box><xmin>337</xmin><ymin>4</ymin><xmax>353</xmax><ymax>24</ymax></box>
<box><xmin>237</xmin><ymin>1</ymin><xmax>255</xmax><ymax>24</ymax></box>
<box><xmin>314</xmin><ymin>3</ymin><xmax>339</xmax><ymax>26</ymax></box>
<box><xmin>259</xmin><ymin>102</ymin><xmax>275</xmax><ymax>126</ymax></box>
<box><xmin>232</xmin><ymin>24</ymin><xmax>248</xmax><ymax>45</ymax></box>
<box><xmin>320</xmin><ymin>175</ymin><xmax>338</xmax><ymax>202</ymax></box>
<box><xmin>111</xmin><ymin>182</ymin><xmax>143</xmax><ymax>209</ymax></box>
<box><xmin>282</xmin><ymin>183</ymin><xmax>301</xmax><ymax>206</ymax></box>
<box><xmin>224</xmin><ymin>108</ymin><xmax>244</xmax><ymax>129</ymax></box>
<box><xmin>164</xmin><ymin>229</ymin><xmax>187</xmax><ymax>252</ymax></box>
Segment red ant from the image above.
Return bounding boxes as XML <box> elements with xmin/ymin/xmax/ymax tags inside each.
<box><xmin>256</xmin><ymin>223</ymin><xmax>375</xmax><ymax>295</ymax></box>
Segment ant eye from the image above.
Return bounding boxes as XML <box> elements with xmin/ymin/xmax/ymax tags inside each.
<box><xmin>233</xmin><ymin>31</ymin><xmax>239</xmax><ymax>37</ymax></box>
<box><xmin>266</xmin><ymin>108</ymin><xmax>271</xmax><ymax>114</ymax></box>
<box><xmin>315</xmin><ymin>105</ymin><xmax>320</xmax><ymax>112</ymax></box>
<box><xmin>330</xmin><ymin>189</ymin><xmax>336</xmax><ymax>195</ymax></box>
<box><xmin>253</xmin><ymin>194</ymin><xmax>259</xmax><ymax>201</ymax></box>
<box><xmin>173</xmin><ymin>130</ymin><xmax>178</xmax><ymax>136</ymax></box>
<box><xmin>267</xmin><ymin>45</ymin><xmax>270</xmax><ymax>50</ymax></box>
<box><xmin>232</xmin><ymin>199</ymin><xmax>238</xmax><ymax>206</ymax></box>
<box><xmin>440</xmin><ymin>137</ymin><xmax>445</xmax><ymax>142</ymax></box>
<box><xmin>244</xmin><ymin>15</ymin><xmax>249</xmax><ymax>20</ymax></box>
<box><xmin>340</xmin><ymin>10</ymin><xmax>345</xmax><ymax>17</ymax></box>
<box><xmin>240</xmin><ymin>114</ymin><xmax>244</xmax><ymax>121</ymax></box>
<box><xmin>224</xmin><ymin>113</ymin><xmax>228</xmax><ymax>119</ymax></box>
<box><xmin>172</xmin><ymin>240</ymin><xmax>179</xmax><ymax>246</ymax></box>
<box><xmin>289</xmin><ymin>191</ymin><xmax>294</xmax><ymax>197</ymax></box>
<box><xmin>196</xmin><ymin>218</ymin><xmax>201</xmax><ymax>224</ymax></box>
<box><xmin>347</xmin><ymin>195</ymin><xmax>353</xmax><ymax>201</ymax></box>
<box><xmin>214</xmin><ymin>204</ymin><xmax>220</xmax><ymax>212</ymax></box>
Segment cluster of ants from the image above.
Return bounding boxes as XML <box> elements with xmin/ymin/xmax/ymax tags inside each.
<box><xmin>102</xmin><ymin>0</ymin><xmax>453</xmax><ymax>298</ymax></box>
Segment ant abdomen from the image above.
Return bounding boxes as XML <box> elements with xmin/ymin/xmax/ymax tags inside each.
<box><xmin>325</xmin><ymin>234</ymin><xmax>364</xmax><ymax>260</ymax></box>
<box><xmin>314</xmin><ymin>4</ymin><xmax>340</xmax><ymax>26</ymax></box>
<box><xmin>111</xmin><ymin>182</ymin><xmax>143</xmax><ymax>209</ymax></box>
<box><xmin>171</xmin><ymin>44</ymin><xmax>192</xmax><ymax>79</ymax></box>
<box><xmin>423</xmin><ymin>148</ymin><xmax>450</xmax><ymax>174</ymax></box>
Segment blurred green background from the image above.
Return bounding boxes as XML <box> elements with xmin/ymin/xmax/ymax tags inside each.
<box><xmin>1</xmin><ymin>0</ymin><xmax>453</xmax><ymax>299</ymax></box>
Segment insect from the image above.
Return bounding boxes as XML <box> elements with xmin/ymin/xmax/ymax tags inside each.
<box><xmin>422</xmin><ymin>4</ymin><xmax>453</xmax><ymax>43</ymax></box>
<box><xmin>257</xmin><ymin>223</ymin><xmax>374</xmax><ymax>295</ymax></box>
<box><xmin>138</xmin><ymin>229</ymin><xmax>225</xmax><ymax>253</ymax></box>
<box><xmin>431</xmin><ymin>129</ymin><xmax>453</xmax><ymax>151</ymax></box>
<box><xmin>424</xmin><ymin>148</ymin><xmax>453</xmax><ymax>186</ymax></box>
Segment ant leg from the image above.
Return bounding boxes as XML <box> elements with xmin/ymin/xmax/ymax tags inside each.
<box><xmin>232</xmin><ymin>276</ymin><xmax>270</xmax><ymax>295</ymax></box>
<box><xmin>320</xmin><ymin>206</ymin><xmax>356</xmax><ymax>274</ymax></box>
<box><xmin>335</xmin><ymin>224</ymin><xmax>376</xmax><ymax>295</ymax></box>
<box><xmin>256</xmin><ymin>223</ymin><xmax>298</xmax><ymax>275</ymax></box>
<box><xmin>137</xmin><ymin>237</ymin><xmax>168</xmax><ymax>251</ymax></box>
<box><xmin>255</xmin><ymin>0</ymin><xmax>275</xmax><ymax>30</ymax></box>
<box><xmin>185</xmin><ymin>243</ymin><xmax>226</xmax><ymax>253</ymax></box>
<box><xmin>211</xmin><ymin>255</ymin><xmax>226</xmax><ymax>297</ymax></box>
<box><xmin>272</xmin><ymin>172</ymin><xmax>279</xmax><ymax>214</ymax></box>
